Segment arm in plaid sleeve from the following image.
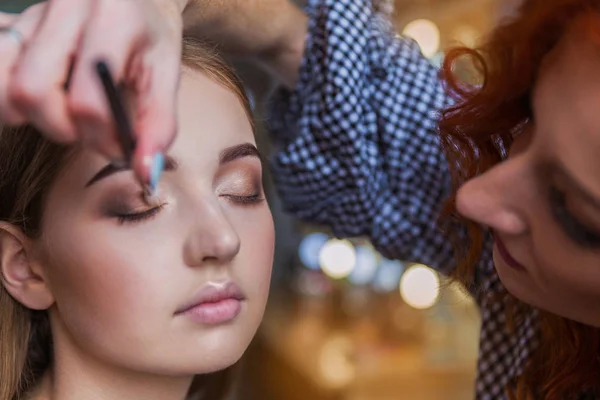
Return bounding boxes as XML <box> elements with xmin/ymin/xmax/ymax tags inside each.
<box><xmin>267</xmin><ymin>0</ymin><xmax>494</xmax><ymax>278</ymax></box>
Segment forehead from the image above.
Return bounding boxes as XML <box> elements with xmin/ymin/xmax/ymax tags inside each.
<box><xmin>536</xmin><ymin>19</ymin><xmax>600</xmax><ymax>122</ymax></box>
<box><xmin>172</xmin><ymin>68</ymin><xmax>255</xmax><ymax>162</ymax></box>
<box><xmin>533</xmin><ymin>19</ymin><xmax>600</xmax><ymax>186</ymax></box>
<box><xmin>63</xmin><ymin>68</ymin><xmax>254</xmax><ymax>186</ymax></box>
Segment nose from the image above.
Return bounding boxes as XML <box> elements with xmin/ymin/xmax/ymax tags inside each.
<box><xmin>455</xmin><ymin>155</ymin><xmax>531</xmax><ymax>236</ymax></box>
<box><xmin>183</xmin><ymin>198</ymin><xmax>241</xmax><ymax>267</ymax></box>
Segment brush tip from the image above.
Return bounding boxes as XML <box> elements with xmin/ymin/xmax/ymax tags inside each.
<box><xmin>143</xmin><ymin>187</ymin><xmax>161</xmax><ymax>207</ymax></box>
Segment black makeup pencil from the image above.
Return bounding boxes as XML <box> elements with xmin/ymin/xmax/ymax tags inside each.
<box><xmin>95</xmin><ymin>61</ymin><xmax>158</xmax><ymax>204</ymax></box>
<box><xmin>95</xmin><ymin>60</ymin><xmax>136</xmax><ymax>164</ymax></box>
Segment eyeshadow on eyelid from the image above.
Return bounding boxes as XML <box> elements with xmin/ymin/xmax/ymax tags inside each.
<box><xmin>221</xmin><ymin>180</ymin><xmax>260</xmax><ymax>193</ymax></box>
<box><xmin>98</xmin><ymin>190</ymin><xmax>148</xmax><ymax>215</ymax></box>
<box><xmin>218</xmin><ymin>167</ymin><xmax>260</xmax><ymax>182</ymax></box>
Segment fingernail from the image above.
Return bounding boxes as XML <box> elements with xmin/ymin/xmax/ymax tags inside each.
<box><xmin>149</xmin><ymin>152</ymin><xmax>165</xmax><ymax>194</ymax></box>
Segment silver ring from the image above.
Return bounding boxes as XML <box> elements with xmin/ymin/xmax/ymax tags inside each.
<box><xmin>0</xmin><ymin>26</ymin><xmax>24</xmax><ymax>45</ymax></box>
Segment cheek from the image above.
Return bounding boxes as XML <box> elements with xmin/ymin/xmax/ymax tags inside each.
<box><xmin>535</xmin><ymin>240</ymin><xmax>600</xmax><ymax>293</ymax></box>
<box><xmin>527</xmin><ymin>216</ymin><xmax>600</xmax><ymax>304</ymax></box>
<box><xmin>230</xmin><ymin>206</ymin><xmax>274</xmax><ymax>299</ymax></box>
<box><xmin>530</xmin><ymin>253</ymin><xmax>600</xmax><ymax>325</ymax></box>
<box><xmin>40</xmin><ymin>216</ymin><xmax>176</xmax><ymax>344</ymax></box>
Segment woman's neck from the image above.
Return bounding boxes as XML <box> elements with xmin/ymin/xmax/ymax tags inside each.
<box><xmin>32</xmin><ymin>339</ymin><xmax>195</xmax><ymax>400</ymax></box>
<box><xmin>32</xmin><ymin>363</ymin><xmax>194</xmax><ymax>400</ymax></box>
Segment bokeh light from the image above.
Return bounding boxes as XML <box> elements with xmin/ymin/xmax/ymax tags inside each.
<box><xmin>319</xmin><ymin>239</ymin><xmax>356</xmax><ymax>279</ymax></box>
<box><xmin>399</xmin><ymin>264</ymin><xmax>440</xmax><ymax>309</ymax></box>
<box><xmin>318</xmin><ymin>334</ymin><xmax>356</xmax><ymax>388</ymax></box>
<box><xmin>372</xmin><ymin>258</ymin><xmax>404</xmax><ymax>293</ymax></box>
<box><xmin>299</xmin><ymin>232</ymin><xmax>329</xmax><ymax>270</ymax></box>
<box><xmin>453</xmin><ymin>24</ymin><xmax>479</xmax><ymax>48</ymax></box>
<box><xmin>348</xmin><ymin>245</ymin><xmax>379</xmax><ymax>285</ymax></box>
<box><xmin>402</xmin><ymin>19</ymin><xmax>441</xmax><ymax>58</ymax></box>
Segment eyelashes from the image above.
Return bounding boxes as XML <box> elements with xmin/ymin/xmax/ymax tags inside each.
<box><xmin>116</xmin><ymin>204</ymin><xmax>164</xmax><ymax>225</ymax></box>
<box><xmin>548</xmin><ymin>186</ymin><xmax>600</xmax><ymax>248</ymax></box>
<box><xmin>114</xmin><ymin>193</ymin><xmax>264</xmax><ymax>226</ymax></box>
<box><xmin>221</xmin><ymin>194</ymin><xmax>264</xmax><ymax>205</ymax></box>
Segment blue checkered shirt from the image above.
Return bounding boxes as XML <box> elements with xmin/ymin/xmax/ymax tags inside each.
<box><xmin>264</xmin><ymin>0</ymin><xmax>597</xmax><ymax>398</ymax></box>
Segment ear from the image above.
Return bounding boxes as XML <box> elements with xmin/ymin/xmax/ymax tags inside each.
<box><xmin>0</xmin><ymin>222</ymin><xmax>54</xmax><ymax>310</ymax></box>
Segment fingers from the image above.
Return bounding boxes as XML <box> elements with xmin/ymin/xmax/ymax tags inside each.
<box><xmin>0</xmin><ymin>4</ymin><xmax>45</xmax><ymax>125</ymax></box>
<box><xmin>68</xmin><ymin>0</ymin><xmax>155</xmax><ymax>160</ymax></box>
<box><xmin>0</xmin><ymin>31</ymin><xmax>26</xmax><ymax>125</ymax></box>
<box><xmin>0</xmin><ymin>12</ymin><xmax>17</xmax><ymax>27</ymax></box>
<box><xmin>8</xmin><ymin>0</ymin><xmax>91</xmax><ymax>142</ymax></box>
<box><xmin>71</xmin><ymin>0</ymin><xmax>183</xmax><ymax>185</ymax></box>
<box><xmin>133</xmin><ymin>40</ymin><xmax>181</xmax><ymax>188</ymax></box>
<box><xmin>0</xmin><ymin>0</ymin><xmax>184</xmax><ymax>192</ymax></box>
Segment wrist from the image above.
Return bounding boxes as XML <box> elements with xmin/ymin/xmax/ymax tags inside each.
<box><xmin>259</xmin><ymin>7</ymin><xmax>308</xmax><ymax>88</ymax></box>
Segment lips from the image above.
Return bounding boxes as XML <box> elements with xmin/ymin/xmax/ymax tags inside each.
<box><xmin>493</xmin><ymin>233</ymin><xmax>526</xmax><ymax>271</ymax></box>
<box><xmin>176</xmin><ymin>281</ymin><xmax>246</xmax><ymax>325</ymax></box>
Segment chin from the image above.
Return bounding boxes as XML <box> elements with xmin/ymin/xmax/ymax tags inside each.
<box><xmin>493</xmin><ymin>252</ymin><xmax>537</xmax><ymax>305</ymax></box>
<box><xmin>495</xmin><ymin>257</ymin><xmax>600</xmax><ymax>327</ymax></box>
<box><xmin>167</xmin><ymin>331</ymin><xmax>255</xmax><ymax>375</ymax></box>
<box><xmin>193</xmin><ymin>344</ymin><xmax>246</xmax><ymax>374</ymax></box>
<box><xmin>151</xmin><ymin>348</ymin><xmax>245</xmax><ymax>377</ymax></box>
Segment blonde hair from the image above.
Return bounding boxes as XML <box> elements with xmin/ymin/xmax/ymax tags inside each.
<box><xmin>0</xmin><ymin>37</ymin><xmax>252</xmax><ymax>400</ymax></box>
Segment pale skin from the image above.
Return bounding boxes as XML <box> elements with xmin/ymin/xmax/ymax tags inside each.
<box><xmin>3</xmin><ymin>0</ymin><xmax>600</xmax><ymax>373</ymax></box>
<box><xmin>0</xmin><ymin>67</ymin><xmax>275</xmax><ymax>400</ymax></box>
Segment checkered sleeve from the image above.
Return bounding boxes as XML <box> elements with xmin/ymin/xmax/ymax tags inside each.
<box><xmin>267</xmin><ymin>0</ymin><xmax>493</xmax><ymax>278</ymax></box>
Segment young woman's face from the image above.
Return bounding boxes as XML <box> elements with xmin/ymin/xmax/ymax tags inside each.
<box><xmin>456</xmin><ymin>19</ymin><xmax>600</xmax><ymax>326</ymax></box>
<box><xmin>35</xmin><ymin>68</ymin><xmax>274</xmax><ymax>375</ymax></box>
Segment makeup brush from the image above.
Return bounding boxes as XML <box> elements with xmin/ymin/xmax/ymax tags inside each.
<box><xmin>95</xmin><ymin>60</ymin><xmax>159</xmax><ymax>205</ymax></box>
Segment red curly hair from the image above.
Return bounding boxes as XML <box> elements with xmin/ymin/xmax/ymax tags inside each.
<box><xmin>438</xmin><ymin>0</ymin><xmax>600</xmax><ymax>398</ymax></box>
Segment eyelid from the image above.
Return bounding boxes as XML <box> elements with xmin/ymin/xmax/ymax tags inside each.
<box><xmin>222</xmin><ymin>194</ymin><xmax>265</xmax><ymax>205</ymax></box>
<box><xmin>215</xmin><ymin>168</ymin><xmax>262</xmax><ymax>195</ymax></box>
<box><xmin>549</xmin><ymin>186</ymin><xmax>600</xmax><ymax>248</ymax></box>
<box><xmin>116</xmin><ymin>204</ymin><xmax>164</xmax><ymax>225</ymax></box>
<box><xmin>102</xmin><ymin>188</ymin><xmax>165</xmax><ymax>216</ymax></box>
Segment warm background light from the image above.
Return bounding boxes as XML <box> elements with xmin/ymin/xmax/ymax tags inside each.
<box><xmin>348</xmin><ymin>245</ymin><xmax>378</xmax><ymax>285</ymax></box>
<box><xmin>372</xmin><ymin>259</ymin><xmax>405</xmax><ymax>293</ymax></box>
<box><xmin>402</xmin><ymin>19</ymin><xmax>441</xmax><ymax>57</ymax></box>
<box><xmin>318</xmin><ymin>335</ymin><xmax>356</xmax><ymax>388</ymax></box>
<box><xmin>299</xmin><ymin>232</ymin><xmax>329</xmax><ymax>270</ymax></box>
<box><xmin>319</xmin><ymin>239</ymin><xmax>356</xmax><ymax>279</ymax></box>
<box><xmin>399</xmin><ymin>264</ymin><xmax>440</xmax><ymax>309</ymax></box>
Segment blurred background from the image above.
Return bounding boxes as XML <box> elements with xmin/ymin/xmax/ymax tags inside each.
<box><xmin>235</xmin><ymin>2</ymin><xmax>514</xmax><ymax>398</ymax></box>
<box><xmin>1</xmin><ymin>0</ymin><xmax>522</xmax><ymax>399</ymax></box>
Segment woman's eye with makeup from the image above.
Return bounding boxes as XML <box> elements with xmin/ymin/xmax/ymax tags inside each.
<box><xmin>548</xmin><ymin>186</ymin><xmax>600</xmax><ymax>248</ymax></box>
<box><xmin>221</xmin><ymin>193</ymin><xmax>265</xmax><ymax>205</ymax></box>
<box><xmin>107</xmin><ymin>192</ymin><xmax>166</xmax><ymax>225</ymax></box>
<box><xmin>116</xmin><ymin>205</ymin><xmax>164</xmax><ymax>225</ymax></box>
<box><xmin>217</xmin><ymin>172</ymin><xmax>265</xmax><ymax>206</ymax></box>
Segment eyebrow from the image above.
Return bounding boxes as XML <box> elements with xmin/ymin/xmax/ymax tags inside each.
<box><xmin>85</xmin><ymin>143</ymin><xmax>261</xmax><ymax>188</ymax></box>
<box><xmin>219</xmin><ymin>143</ymin><xmax>262</xmax><ymax>165</ymax></box>
<box><xmin>553</xmin><ymin>161</ymin><xmax>600</xmax><ymax>211</ymax></box>
<box><xmin>85</xmin><ymin>156</ymin><xmax>178</xmax><ymax>188</ymax></box>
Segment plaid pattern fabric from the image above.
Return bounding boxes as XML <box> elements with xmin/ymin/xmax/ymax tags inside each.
<box><xmin>266</xmin><ymin>0</ymin><xmax>592</xmax><ymax>398</ymax></box>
